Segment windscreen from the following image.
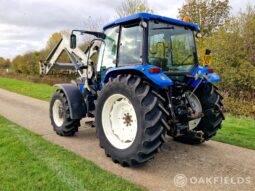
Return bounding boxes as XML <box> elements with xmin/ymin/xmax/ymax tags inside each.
<box><xmin>148</xmin><ymin>21</ymin><xmax>198</xmax><ymax>73</ymax></box>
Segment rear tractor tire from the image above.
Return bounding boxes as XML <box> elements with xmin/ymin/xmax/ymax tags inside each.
<box><xmin>174</xmin><ymin>83</ymin><xmax>224</xmax><ymax>144</ymax></box>
<box><xmin>95</xmin><ymin>75</ymin><xmax>169</xmax><ymax>167</ymax></box>
<box><xmin>50</xmin><ymin>90</ymin><xmax>80</xmax><ymax>136</ymax></box>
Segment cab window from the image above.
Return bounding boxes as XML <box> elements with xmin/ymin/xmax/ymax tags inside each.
<box><xmin>97</xmin><ymin>26</ymin><xmax>119</xmax><ymax>72</ymax></box>
<box><xmin>118</xmin><ymin>25</ymin><xmax>143</xmax><ymax>66</ymax></box>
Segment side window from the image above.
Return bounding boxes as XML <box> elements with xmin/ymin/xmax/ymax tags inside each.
<box><xmin>97</xmin><ymin>26</ymin><xmax>119</xmax><ymax>72</ymax></box>
<box><xmin>118</xmin><ymin>25</ymin><xmax>143</xmax><ymax>66</ymax></box>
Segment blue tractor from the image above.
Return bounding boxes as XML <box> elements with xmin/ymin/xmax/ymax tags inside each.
<box><xmin>43</xmin><ymin>13</ymin><xmax>224</xmax><ymax>167</ymax></box>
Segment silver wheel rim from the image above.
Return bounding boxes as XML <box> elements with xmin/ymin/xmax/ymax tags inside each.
<box><xmin>102</xmin><ymin>94</ymin><xmax>138</xmax><ymax>149</ymax></box>
<box><xmin>188</xmin><ymin>93</ymin><xmax>202</xmax><ymax>130</ymax></box>
<box><xmin>53</xmin><ymin>99</ymin><xmax>64</xmax><ymax>127</ymax></box>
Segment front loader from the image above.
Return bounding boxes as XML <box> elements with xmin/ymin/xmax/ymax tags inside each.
<box><xmin>41</xmin><ymin>13</ymin><xmax>224</xmax><ymax>167</ymax></box>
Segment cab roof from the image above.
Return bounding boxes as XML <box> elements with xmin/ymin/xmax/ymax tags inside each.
<box><xmin>103</xmin><ymin>13</ymin><xmax>199</xmax><ymax>31</ymax></box>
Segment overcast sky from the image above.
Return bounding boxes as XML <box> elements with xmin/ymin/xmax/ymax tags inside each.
<box><xmin>0</xmin><ymin>0</ymin><xmax>254</xmax><ymax>59</ymax></box>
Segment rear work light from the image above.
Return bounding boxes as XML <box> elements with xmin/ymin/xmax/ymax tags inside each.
<box><xmin>149</xmin><ymin>67</ymin><xmax>161</xmax><ymax>74</ymax></box>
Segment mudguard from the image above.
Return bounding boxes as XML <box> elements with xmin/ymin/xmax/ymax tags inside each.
<box><xmin>54</xmin><ymin>83</ymin><xmax>86</xmax><ymax>119</ymax></box>
<box><xmin>191</xmin><ymin>66</ymin><xmax>221</xmax><ymax>87</ymax></box>
<box><xmin>104</xmin><ymin>64</ymin><xmax>173</xmax><ymax>88</ymax></box>
<box><xmin>206</xmin><ymin>72</ymin><xmax>221</xmax><ymax>83</ymax></box>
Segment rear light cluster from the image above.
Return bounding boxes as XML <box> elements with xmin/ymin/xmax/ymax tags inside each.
<box><xmin>149</xmin><ymin>67</ymin><xmax>161</xmax><ymax>74</ymax></box>
<box><xmin>207</xmin><ymin>68</ymin><xmax>214</xmax><ymax>73</ymax></box>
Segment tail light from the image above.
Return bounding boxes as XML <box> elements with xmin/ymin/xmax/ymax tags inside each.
<box><xmin>149</xmin><ymin>67</ymin><xmax>161</xmax><ymax>74</ymax></box>
<box><xmin>207</xmin><ymin>68</ymin><xmax>214</xmax><ymax>73</ymax></box>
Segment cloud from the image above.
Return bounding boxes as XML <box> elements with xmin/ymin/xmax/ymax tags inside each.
<box><xmin>0</xmin><ymin>0</ymin><xmax>119</xmax><ymax>28</ymax></box>
<box><xmin>0</xmin><ymin>0</ymin><xmax>254</xmax><ymax>59</ymax></box>
<box><xmin>0</xmin><ymin>0</ymin><xmax>121</xmax><ymax>58</ymax></box>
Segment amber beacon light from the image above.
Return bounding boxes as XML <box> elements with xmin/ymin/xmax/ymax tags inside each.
<box><xmin>182</xmin><ymin>16</ymin><xmax>191</xmax><ymax>22</ymax></box>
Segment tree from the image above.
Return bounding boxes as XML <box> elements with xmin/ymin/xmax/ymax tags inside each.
<box><xmin>82</xmin><ymin>16</ymin><xmax>109</xmax><ymax>45</ymax></box>
<box><xmin>46</xmin><ymin>32</ymin><xmax>62</xmax><ymax>50</ymax></box>
<box><xmin>116</xmin><ymin>0</ymin><xmax>153</xmax><ymax>18</ymax></box>
<box><xmin>206</xmin><ymin>8</ymin><xmax>255</xmax><ymax>116</ymax></box>
<box><xmin>178</xmin><ymin>0</ymin><xmax>230</xmax><ymax>37</ymax></box>
<box><xmin>241</xmin><ymin>6</ymin><xmax>255</xmax><ymax>66</ymax></box>
<box><xmin>207</xmin><ymin>5</ymin><xmax>255</xmax><ymax>93</ymax></box>
<box><xmin>11</xmin><ymin>31</ymin><xmax>70</xmax><ymax>75</ymax></box>
<box><xmin>84</xmin><ymin>16</ymin><xmax>108</xmax><ymax>32</ymax></box>
<box><xmin>46</xmin><ymin>31</ymin><xmax>69</xmax><ymax>50</ymax></box>
<box><xmin>0</xmin><ymin>57</ymin><xmax>10</xmax><ymax>69</ymax></box>
<box><xmin>12</xmin><ymin>52</ymin><xmax>40</xmax><ymax>75</ymax></box>
<box><xmin>44</xmin><ymin>31</ymin><xmax>71</xmax><ymax>63</ymax></box>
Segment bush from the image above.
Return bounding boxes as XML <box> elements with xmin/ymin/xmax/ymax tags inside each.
<box><xmin>12</xmin><ymin>52</ymin><xmax>41</xmax><ymax>75</ymax></box>
<box><xmin>200</xmin><ymin>6</ymin><xmax>255</xmax><ymax>117</ymax></box>
<box><xmin>222</xmin><ymin>91</ymin><xmax>255</xmax><ymax>117</ymax></box>
<box><xmin>11</xmin><ymin>32</ymin><xmax>71</xmax><ymax>75</ymax></box>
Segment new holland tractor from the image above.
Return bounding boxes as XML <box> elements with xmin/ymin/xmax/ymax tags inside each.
<box><xmin>40</xmin><ymin>13</ymin><xmax>224</xmax><ymax>167</ymax></box>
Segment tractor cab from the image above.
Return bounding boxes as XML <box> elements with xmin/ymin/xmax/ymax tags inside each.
<box><xmin>97</xmin><ymin>13</ymin><xmax>200</xmax><ymax>82</ymax></box>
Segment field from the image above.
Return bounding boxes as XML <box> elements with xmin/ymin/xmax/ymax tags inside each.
<box><xmin>0</xmin><ymin>76</ymin><xmax>254</xmax><ymax>150</ymax></box>
<box><xmin>0</xmin><ymin>116</ymin><xmax>142</xmax><ymax>191</ymax></box>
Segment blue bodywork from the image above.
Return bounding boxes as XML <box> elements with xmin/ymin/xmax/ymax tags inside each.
<box><xmin>103</xmin><ymin>13</ymin><xmax>199</xmax><ymax>31</ymax></box>
<box><xmin>104</xmin><ymin>64</ymin><xmax>173</xmax><ymax>88</ymax></box>
<box><xmin>191</xmin><ymin>66</ymin><xmax>221</xmax><ymax>87</ymax></box>
<box><xmin>103</xmin><ymin>64</ymin><xmax>220</xmax><ymax>89</ymax></box>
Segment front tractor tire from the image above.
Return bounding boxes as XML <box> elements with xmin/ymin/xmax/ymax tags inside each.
<box><xmin>174</xmin><ymin>83</ymin><xmax>224</xmax><ymax>144</ymax></box>
<box><xmin>95</xmin><ymin>75</ymin><xmax>168</xmax><ymax>167</ymax></box>
<box><xmin>50</xmin><ymin>90</ymin><xmax>80</xmax><ymax>136</ymax></box>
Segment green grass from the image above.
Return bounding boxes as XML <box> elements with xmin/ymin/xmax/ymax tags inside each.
<box><xmin>212</xmin><ymin>114</ymin><xmax>255</xmax><ymax>150</ymax></box>
<box><xmin>0</xmin><ymin>76</ymin><xmax>254</xmax><ymax>150</ymax></box>
<box><xmin>0</xmin><ymin>77</ymin><xmax>56</xmax><ymax>101</ymax></box>
<box><xmin>0</xmin><ymin>116</ymin><xmax>143</xmax><ymax>191</ymax></box>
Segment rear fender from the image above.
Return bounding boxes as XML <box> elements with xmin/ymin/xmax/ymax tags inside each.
<box><xmin>104</xmin><ymin>64</ymin><xmax>173</xmax><ymax>88</ymax></box>
<box><xmin>54</xmin><ymin>83</ymin><xmax>86</xmax><ymax>119</ymax></box>
<box><xmin>191</xmin><ymin>66</ymin><xmax>221</xmax><ymax>87</ymax></box>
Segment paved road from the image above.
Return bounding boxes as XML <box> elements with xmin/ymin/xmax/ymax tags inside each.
<box><xmin>0</xmin><ymin>88</ymin><xmax>254</xmax><ymax>191</ymax></box>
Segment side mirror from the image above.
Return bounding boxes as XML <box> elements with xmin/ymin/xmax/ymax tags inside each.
<box><xmin>70</xmin><ymin>34</ymin><xmax>77</xmax><ymax>49</ymax></box>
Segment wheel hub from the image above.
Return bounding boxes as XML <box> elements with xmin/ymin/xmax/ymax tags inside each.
<box><xmin>123</xmin><ymin>113</ymin><xmax>133</xmax><ymax>126</ymax></box>
<box><xmin>102</xmin><ymin>94</ymin><xmax>138</xmax><ymax>149</ymax></box>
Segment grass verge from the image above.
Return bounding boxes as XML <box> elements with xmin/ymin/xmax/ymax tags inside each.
<box><xmin>212</xmin><ymin>114</ymin><xmax>255</xmax><ymax>150</ymax></box>
<box><xmin>0</xmin><ymin>116</ymin><xmax>143</xmax><ymax>191</ymax></box>
<box><xmin>0</xmin><ymin>76</ymin><xmax>254</xmax><ymax>150</ymax></box>
<box><xmin>0</xmin><ymin>76</ymin><xmax>56</xmax><ymax>101</ymax></box>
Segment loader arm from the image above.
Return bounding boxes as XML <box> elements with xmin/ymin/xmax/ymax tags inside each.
<box><xmin>39</xmin><ymin>35</ymin><xmax>101</xmax><ymax>78</ymax></box>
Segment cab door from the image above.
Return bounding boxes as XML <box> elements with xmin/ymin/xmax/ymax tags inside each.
<box><xmin>97</xmin><ymin>26</ymin><xmax>119</xmax><ymax>79</ymax></box>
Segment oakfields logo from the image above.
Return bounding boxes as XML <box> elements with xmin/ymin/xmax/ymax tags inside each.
<box><xmin>173</xmin><ymin>174</ymin><xmax>252</xmax><ymax>187</ymax></box>
<box><xmin>174</xmin><ymin>174</ymin><xmax>187</xmax><ymax>187</ymax></box>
